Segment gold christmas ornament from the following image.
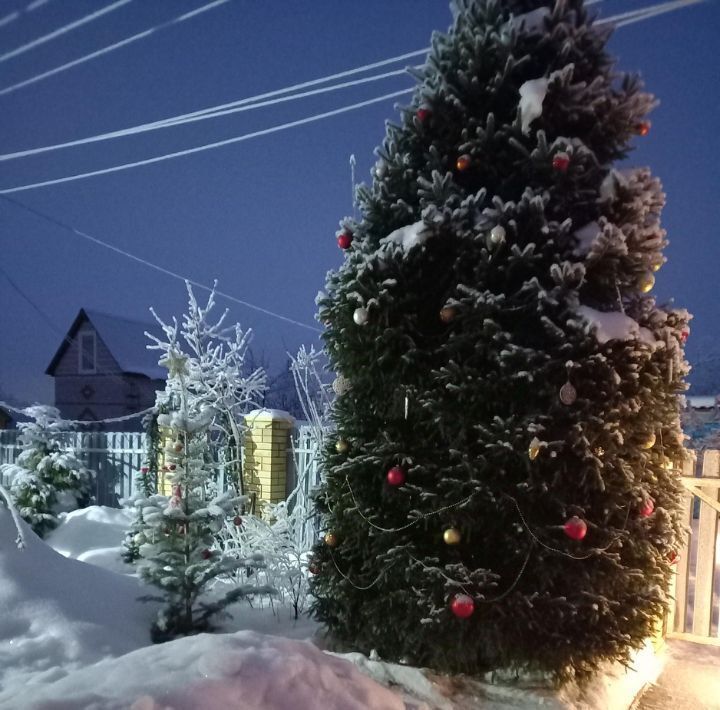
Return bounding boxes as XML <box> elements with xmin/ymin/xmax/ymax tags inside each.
<box><xmin>641</xmin><ymin>432</ymin><xmax>656</xmax><ymax>450</ymax></box>
<box><xmin>335</xmin><ymin>438</ymin><xmax>349</xmax><ymax>454</ymax></box>
<box><xmin>528</xmin><ymin>437</ymin><xmax>542</xmax><ymax>461</ymax></box>
<box><xmin>324</xmin><ymin>532</ymin><xmax>338</xmax><ymax>548</ymax></box>
<box><xmin>559</xmin><ymin>381</ymin><xmax>577</xmax><ymax>405</ymax></box>
<box><xmin>639</xmin><ymin>272</ymin><xmax>655</xmax><ymax>293</ymax></box>
<box><xmin>650</xmin><ymin>256</ymin><xmax>664</xmax><ymax>272</ymax></box>
<box><xmin>594</xmin><ymin>446</ymin><xmax>605</xmax><ymax>457</ymax></box>
<box><xmin>439</xmin><ymin>305</ymin><xmax>457</xmax><ymax>323</ymax></box>
<box><xmin>443</xmin><ymin>527</ymin><xmax>462</xmax><ymax>545</ymax></box>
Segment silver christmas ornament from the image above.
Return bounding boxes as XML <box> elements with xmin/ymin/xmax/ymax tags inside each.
<box><xmin>489</xmin><ymin>225</ymin><xmax>506</xmax><ymax>245</ymax></box>
<box><xmin>353</xmin><ymin>307</ymin><xmax>369</xmax><ymax>326</ymax></box>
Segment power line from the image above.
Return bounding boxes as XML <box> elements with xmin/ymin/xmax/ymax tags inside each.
<box><xmin>610</xmin><ymin>0</ymin><xmax>706</xmax><ymax>27</ymax></box>
<box><xmin>0</xmin><ymin>89</ymin><xmax>412</xmax><ymax>194</ymax></box>
<box><xmin>0</xmin><ymin>0</ymin><xmax>234</xmax><ymax>96</ymax></box>
<box><xmin>0</xmin><ymin>0</ymin><xmax>134</xmax><ymax>64</ymax></box>
<box><xmin>0</xmin><ymin>0</ymin><xmax>707</xmax><ymax>192</ymax></box>
<box><xmin>0</xmin><ymin>193</ymin><xmax>322</xmax><ymax>334</ymax></box>
<box><xmin>0</xmin><ymin>67</ymin><xmax>413</xmax><ymax>161</ymax></box>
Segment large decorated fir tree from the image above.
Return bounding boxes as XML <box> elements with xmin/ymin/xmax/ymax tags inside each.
<box><xmin>312</xmin><ymin>0</ymin><xmax>689</xmax><ymax>682</ymax></box>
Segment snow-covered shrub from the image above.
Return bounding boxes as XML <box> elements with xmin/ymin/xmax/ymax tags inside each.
<box><xmin>217</xmin><ymin>485</ymin><xmax>313</xmax><ymax>619</ymax></box>
<box><xmin>0</xmin><ymin>406</ymin><xmax>93</xmax><ymax>537</ymax></box>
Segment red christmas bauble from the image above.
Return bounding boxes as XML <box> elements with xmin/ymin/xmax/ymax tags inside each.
<box><xmin>455</xmin><ymin>154</ymin><xmax>471</xmax><ymax>172</ymax></box>
<box><xmin>169</xmin><ymin>464</ymin><xmax>177</xmax><ymax>471</ymax></box>
<box><xmin>233</xmin><ymin>515</ymin><xmax>243</xmax><ymax>527</ymax></box>
<box><xmin>552</xmin><ymin>152</ymin><xmax>570</xmax><ymax>172</ymax></box>
<box><xmin>417</xmin><ymin>107</ymin><xmax>431</xmax><ymax>123</ymax></box>
<box><xmin>681</xmin><ymin>327</ymin><xmax>690</xmax><ymax>344</ymax></box>
<box><xmin>386</xmin><ymin>466</ymin><xmax>406</xmax><ymax>487</ymax></box>
<box><xmin>140</xmin><ymin>467</ymin><xmax>149</xmax><ymax>474</ymax></box>
<box><xmin>640</xmin><ymin>499</ymin><xmax>655</xmax><ymax>518</ymax></box>
<box><xmin>563</xmin><ymin>516</ymin><xmax>587</xmax><ymax>541</ymax></box>
<box><xmin>337</xmin><ymin>232</ymin><xmax>353</xmax><ymax>250</ymax></box>
<box><xmin>667</xmin><ymin>550</ymin><xmax>678</xmax><ymax>565</ymax></box>
<box><xmin>202</xmin><ymin>549</ymin><xmax>212</xmax><ymax>560</ymax></box>
<box><xmin>450</xmin><ymin>593</ymin><xmax>475</xmax><ymax>619</ymax></box>
<box><xmin>637</xmin><ymin>121</ymin><xmax>651</xmax><ymax>137</ymax></box>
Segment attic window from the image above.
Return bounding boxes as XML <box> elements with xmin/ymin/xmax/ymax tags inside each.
<box><xmin>78</xmin><ymin>332</ymin><xmax>96</xmax><ymax>374</ymax></box>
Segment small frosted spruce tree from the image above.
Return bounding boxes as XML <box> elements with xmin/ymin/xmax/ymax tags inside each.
<box><xmin>135</xmin><ymin>284</ymin><xmax>267</xmax><ymax>641</ymax></box>
<box><xmin>312</xmin><ymin>0</ymin><xmax>689</xmax><ymax>683</ymax></box>
<box><xmin>0</xmin><ymin>405</ymin><xmax>93</xmax><ymax>538</ymax></box>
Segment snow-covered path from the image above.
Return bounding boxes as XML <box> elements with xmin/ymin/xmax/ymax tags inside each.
<box><xmin>635</xmin><ymin>639</ymin><xmax>720</xmax><ymax>709</ymax></box>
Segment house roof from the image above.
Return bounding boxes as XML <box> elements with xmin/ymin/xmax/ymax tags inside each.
<box><xmin>46</xmin><ymin>308</ymin><xmax>167</xmax><ymax>380</ymax></box>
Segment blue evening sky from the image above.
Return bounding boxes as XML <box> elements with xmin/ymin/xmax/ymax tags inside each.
<box><xmin>1</xmin><ymin>0</ymin><xmax>718</xmax><ymax>404</ymax></box>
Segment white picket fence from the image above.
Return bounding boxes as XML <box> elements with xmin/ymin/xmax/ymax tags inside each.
<box><xmin>0</xmin><ymin>430</ymin><xmax>146</xmax><ymax>506</ymax></box>
<box><xmin>667</xmin><ymin>450</ymin><xmax>720</xmax><ymax>646</ymax></box>
<box><xmin>0</xmin><ymin>425</ymin><xmax>323</xmax><ymax>527</ymax></box>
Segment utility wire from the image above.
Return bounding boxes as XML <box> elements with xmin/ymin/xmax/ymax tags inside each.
<box><xmin>0</xmin><ymin>89</ymin><xmax>412</xmax><ymax>194</ymax></box>
<box><xmin>0</xmin><ymin>193</ymin><xmax>322</xmax><ymax>334</ymax></box>
<box><xmin>0</xmin><ymin>0</ymin><xmax>703</xmax><ymax>163</ymax></box>
<box><xmin>610</xmin><ymin>0</ymin><xmax>706</xmax><ymax>27</ymax></box>
<box><xmin>0</xmin><ymin>0</ymin><xmax>233</xmax><ymax>96</ymax></box>
<box><xmin>0</xmin><ymin>0</ymin><xmax>133</xmax><ymax>64</ymax></box>
<box><xmin>0</xmin><ymin>0</ymin><xmax>707</xmax><ymax>193</ymax></box>
<box><xmin>0</xmin><ymin>67</ymin><xmax>413</xmax><ymax>161</ymax></box>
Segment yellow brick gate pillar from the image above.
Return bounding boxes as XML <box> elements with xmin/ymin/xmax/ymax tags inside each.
<box><xmin>242</xmin><ymin>409</ymin><xmax>294</xmax><ymax>514</ymax></box>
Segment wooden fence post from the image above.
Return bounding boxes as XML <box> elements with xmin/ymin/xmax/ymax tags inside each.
<box><xmin>242</xmin><ymin>409</ymin><xmax>294</xmax><ymax>515</ymax></box>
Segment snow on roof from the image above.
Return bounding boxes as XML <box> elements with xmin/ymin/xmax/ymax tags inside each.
<box><xmin>46</xmin><ymin>308</ymin><xmax>166</xmax><ymax>379</ymax></box>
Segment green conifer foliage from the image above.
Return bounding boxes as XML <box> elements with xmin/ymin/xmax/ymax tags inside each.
<box><xmin>311</xmin><ymin>0</ymin><xmax>689</xmax><ymax>682</ymax></box>
<box><xmin>1</xmin><ymin>406</ymin><xmax>93</xmax><ymax>538</ymax></box>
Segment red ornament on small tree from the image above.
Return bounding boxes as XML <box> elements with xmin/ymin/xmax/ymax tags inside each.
<box><xmin>639</xmin><ymin>499</ymin><xmax>654</xmax><ymax>518</ymax></box>
<box><xmin>667</xmin><ymin>550</ymin><xmax>678</xmax><ymax>565</ymax></box>
<box><xmin>563</xmin><ymin>516</ymin><xmax>587</xmax><ymax>540</ymax></box>
<box><xmin>386</xmin><ymin>465</ymin><xmax>406</xmax><ymax>487</ymax></box>
<box><xmin>552</xmin><ymin>152</ymin><xmax>570</xmax><ymax>172</ymax></box>
<box><xmin>337</xmin><ymin>231</ymin><xmax>353</xmax><ymax>250</ymax></box>
<box><xmin>680</xmin><ymin>327</ymin><xmax>690</xmax><ymax>344</ymax></box>
<box><xmin>450</xmin><ymin>593</ymin><xmax>475</xmax><ymax>619</ymax></box>
<box><xmin>233</xmin><ymin>515</ymin><xmax>243</xmax><ymax>527</ymax></box>
<box><xmin>636</xmin><ymin>121</ymin><xmax>651</xmax><ymax>136</ymax></box>
<box><xmin>140</xmin><ymin>466</ymin><xmax>149</xmax><ymax>474</ymax></box>
<box><xmin>201</xmin><ymin>549</ymin><xmax>213</xmax><ymax>560</ymax></box>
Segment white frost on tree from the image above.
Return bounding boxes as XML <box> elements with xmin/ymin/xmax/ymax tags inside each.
<box><xmin>0</xmin><ymin>405</ymin><xmax>93</xmax><ymax>538</ymax></box>
<box><xmin>217</xmin><ymin>486</ymin><xmax>311</xmax><ymax>620</ymax></box>
<box><xmin>146</xmin><ymin>281</ymin><xmax>267</xmax><ymax>494</ymax></box>
<box><xmin>133</xmin><ymin>283</ymin><xmax>270</xmax><ymax>641</ymax></box>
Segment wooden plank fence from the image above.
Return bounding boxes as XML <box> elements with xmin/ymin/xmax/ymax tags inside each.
<box><xmin>667</xmin><ymin>450</ymin><xmax>720</xmax><ymax>646</ymax></box>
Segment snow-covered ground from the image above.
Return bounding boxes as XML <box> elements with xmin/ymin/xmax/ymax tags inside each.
<box><xmin>0</xmin><ymin>504</ymin><xmax>665</xmax><ymax>709</ymax></box>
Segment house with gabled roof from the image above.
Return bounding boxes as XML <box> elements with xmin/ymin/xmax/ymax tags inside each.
<box><xmin>46</xmin><ymin>309</ymin><xmax>165</xmax><ymax>432</ymax></box>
